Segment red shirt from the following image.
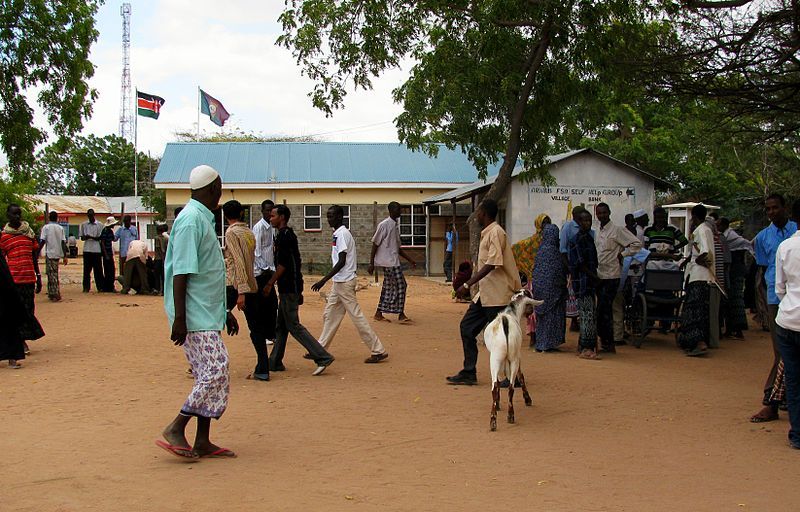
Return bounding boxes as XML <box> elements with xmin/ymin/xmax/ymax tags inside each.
<box><xmin>0</xmin><ymin>233</ymin><xmax>39</xmax><ymax>284</ymax></box>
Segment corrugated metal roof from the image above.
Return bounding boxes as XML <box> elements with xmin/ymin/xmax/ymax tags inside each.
<box><xmin>153</xmin><ymin>142</ymin><xmax>499</xmax><ymax>185</ymax></box>
<box><xmin>423</xmin><ymin>148</ymin><xmax>671</xmax><ymax>204</ymax></box>
<box><xmin>30</xmin><ymin>195</ymin><xmax>155</xmax><ymax>215</ymax></box>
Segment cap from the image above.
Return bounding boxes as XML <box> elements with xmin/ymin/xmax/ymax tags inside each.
<box><xmin>189</xmin><ymin>164</ymin><xmax>220</xmax><ymax>190</ymax></box>
<box><xmin>633</xmin><ymin>209</ymin><xmax>647</xmax><ymax>219</ymax></box>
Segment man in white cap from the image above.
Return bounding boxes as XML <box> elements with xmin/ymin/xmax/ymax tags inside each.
<box><xmin>157</xmin><ymin>164</ymin><xmax>239</xmax><ymax>460</ymax></box>
<box><xmin>632</xmin><ymin>209</ymin><xmax>648</xmax><ymax>245</ymax></box>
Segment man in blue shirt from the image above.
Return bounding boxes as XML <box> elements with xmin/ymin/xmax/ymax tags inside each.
<box><xmin>114</xmin><ymin>215</ymin><xmax>138</xmax><ymax>274</ymax></box>
<box><xmin>157</xmin><ymin>165</ymin><xmax>239</xmax><ymax>460</ymax></box>
<box><xmin>751</xmin><ymin>193</ymin><xmax>798</xmax><ymax>423</ymax></box>
<box><xmin>444</xmin><ymin>223</ymin><xmax>458</xmax><ymax>282</ymax></box>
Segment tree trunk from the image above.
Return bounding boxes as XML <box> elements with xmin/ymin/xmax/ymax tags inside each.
<box><xmin>468</xmin><ymin>21</ymin><xmax>553</xmax><ymax>263</ymax></box>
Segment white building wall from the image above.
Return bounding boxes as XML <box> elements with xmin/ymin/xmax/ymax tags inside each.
<box><xmin>507</xmin><ymin>153</ymin><xmax>656</xmax><ymax>244</ymax></box>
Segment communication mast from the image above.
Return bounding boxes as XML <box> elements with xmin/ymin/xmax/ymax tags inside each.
<box><xmin>119</xmin><ymin>3</ymin><xmax>133</xmax><ymax>141</ymax></box>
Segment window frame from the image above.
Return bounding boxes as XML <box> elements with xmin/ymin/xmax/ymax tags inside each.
<box><xmin>304</xmin><ymin>204</ymin><xmax>322</xmax><ymax>232</ymax></box>
<box><xmin>399</xmin><ymin>203</ymin><xmax>427</xmax><ymax>248</ymax></box>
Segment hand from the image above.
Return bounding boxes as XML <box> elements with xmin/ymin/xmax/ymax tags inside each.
<box><xmin>35</xmin><ymin>275</ymin><xmax>42</xmax><ymax>294</ymax></box>
<box><xmin>311</xmin><ymin>279</ymin><xmax>326</xmax><ymax>292</ymax></box>
<box><xmin>367</xmin><ymin>264</ymin><xmax>375</xmax><ymax>275</ymax></box>
<box><xmin>226</xmin><ymin>312</ymin><xmax>239</xmax><ymax>336</ymax></box>
<box><xmin>262</xmin><ymin>282</ymin><xmax>274</xmax><ymax>297</ymax></box>
<box><xmin>62</xmin><ymin>258</ymin><xmax>68</xmax><ymax>266</ymax></box>
<box><xmin>236</xmin><ymin>293</ymin><xmax>245</xmax><ymax>311</ymax></box>
<box><xmin>678</xmin><ymin>259</ymin><xmax>688</xmax><ymax>272</ymax></box>
<box><xmin>171</xmin><ymin>317</ymin><xmax>188</xmax><ymax>346</ymax></box>
<box><xmin>617</xmin><ymin>253</ymin><xmax>624</xmax><ymax>265</ymax></box>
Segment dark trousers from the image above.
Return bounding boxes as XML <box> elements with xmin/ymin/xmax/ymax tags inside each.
<box><xmin>101</xmin><ymin>256</ymin><xmax>116</xmax><ymax>292</ymax></box>
<box><xmin>597</xmin><ymin>279</ymin><xmax>620</xmax><ymax>347</ymax></box>
<box><xmin>242</xmin><ymin>273</ymin><xmax>278</xmax><ymax>376</ymax></box>
<box><xmin>82</xmin><ymin>252</ymin><xmax>103</xmax><ymax>292</ymax></box>
<box><xmin>443</xmin><ymin>251</ymin><xmax>454</xmax><ymax>281</ymax></box>
<box><xmin>122</xmin><ymin>258</ymin><xmax>151</xmax><ymax>293</ymax></box>
<box><xmin>776</xmin><ymin>324</ymin><xmax>800</xmax><ymax>448</ymax></box>
<box><xmin>269</xmin><ymin>292</ymin><xmax>334</xmax><ymax>367</ymax></box>
<box><xmin>154</xmin><ymin>259</ymin><xmax>165</xmax><ymax>293</ymax></box>
<box><xmin>458</xmin><ymin>300</ymin><xmax>504</xmax><ymax>376</ymax></box>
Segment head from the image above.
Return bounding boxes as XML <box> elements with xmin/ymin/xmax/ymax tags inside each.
<box><xmin>457</xmin><ymin>260</ymin><xmax>472</xmax><ymax>274</ymax></box>
<box><xmin>624</xmin><ymin>213</ymin><xmax>635</xmax><ymax>228</ymax></box>
<box><xmin>578</xmin><ymin>210</ymin><xmax>593</xmax><ymax>232</ymax></box>
<box><xmin>270</xmin><ymin>204</ymin><xmax>291</xmax><ymax>229</ymax></box>
<box><xmin>87</xmin><ymin>208</ymin><xmax>96</xmax><ymax>222</ymax></box>
<box><xmin>765</xmin><ymin>193</ymin><xmax>787</xmax><ymax>225</ymax></box>
<box><xmin>157</xmin><ymin>223</ymin><xmax>168</xmax><ymax>235</ymax></box>
<box><xmin>636</xmin><ymin>213</ymin><xmax>649</xmax><ymax>228</ymax></box>
<box><xmin>653</xmin><ymin>206</ymin><xmax>667</xmax><ymax>228</ymax></box>
<box><xmin>122</xmin><ymin>214</ymin><xmax>132</xmax><ymax>227</ymax></box>
<box><xmin>792</xmin><ymin>199</ymin><xmax>800</xmax><ymax>223</ymax></box>
<box><xmin>571</xmin><ymin>205</ymin><xmax>584</xmax><ymax>222</ymax></box>
<box><xmin>541</xmin><ymin>223</ymin><xmax>560</xmax><ymax>246</ymax></box>
<box><xmin>476</xmin><ymin>198</ymin><xmax>498</xmax><ymax>228</ymax></box>
<box><xmin>510</xmin><ymin>288</ymin><xmax>544</xmax><ymax>318</ymax></box>
<box><xmin>174</xmin><ymin>206</ymin><xmax>183</xmax><ymax>218</ymax></box>
<box><xmin>222</xmin><ymin>199</ymin><xmax>244</xmax><ymax>224</ymax></box>
<box><xmin>534</xmin><ymin>213</ymin><xmax>550</xmax><ymax>232</ymax></box>
<box><xmin>387</xmin><ymin>201</ymin><xmax>402</xmax><ymax>220</ymax></box>
<box><xmin>189</xmin><ymin>165</ymin><xmax>223</xmax><ymax>211</ymax></box>
<box><xmin>691</xmin><ymin>203</ymin><xmax>707</xmax><ymax>230</ymax></box>
<box><xmin>595</xmin><ymin>203</ymin><xmax>611</xmax><ymax>225</ymax></box>
<box><xmin>6</xmin><ymin>204</ymin><xmax>22</xmax><ymax>227</ymax></box>
<box><xmin>48</xmin><ymin>210</ymin><xmax>58</xmax><ymax>223</ymax></box>
<box><xmin>718</xmin><ymin>217</ymin><xmax>730</xmax><ymax>233</ymax></box>
<box><xmin>261</xmin><ymin>199</ymin><xmax>274</xmax><ymax>222</ymax></box>
<box><xmin>327</xmin><ymin>205</ymin><xmax>345</xmax><ymax>229</ymax></box>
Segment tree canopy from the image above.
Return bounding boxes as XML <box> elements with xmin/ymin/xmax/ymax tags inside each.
<box><xmin>0</xmin><ymin>0</ymin><xmax>100</xmax><ymax>172</ymax></box>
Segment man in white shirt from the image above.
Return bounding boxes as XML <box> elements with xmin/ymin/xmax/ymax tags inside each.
<box><xmin>678</xmin><ymin>204</ymin><xmax>715</xmax><ymax>356</ymax></box>
<box><xmin>39</xmin><ymin>210</ymin><xmax>68</xmax><ymax>301</ymax></box>
<box><xmin>79</xmin><ymin>208</ymin><xmax>104</xmax><ymax>292</ymax></box>
<box><xmin>252</xmin><ymin>199</ymin><xmax>278</xmax><ymax>346</ymax></box>
<box><xmin>369</xmin><ymin>202</ymin><xmax>416</xmax><ymax>323</ymax></box>
<box><xmin>312</xmin><ymin>205</ymin><xmax>388</xmax><ymax>363</ymax></box>
<box><xmin>775</xmin><ymin>199</ymin><xmax>800</xmax><ymax>449</ymax></box>
<box><xmin>594</xmin><ymin>202</ymin><xmax>642</xmax><ymax>352</ymax></box>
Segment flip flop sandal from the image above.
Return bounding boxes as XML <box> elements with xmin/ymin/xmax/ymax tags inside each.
<box><xmin>155</xmin><ymin>440</ymin><xmax>198</xmax><ymax>460</ymax></box>
<box><xmin>199</xmin><ymin>447</ymin><xmax>237</xmax><ymax>458</ymax></box>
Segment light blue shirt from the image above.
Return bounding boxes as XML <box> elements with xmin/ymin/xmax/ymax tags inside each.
<box><xmin>115</xmin><ymin>225</ymin><xmax>138</xmax><ymax>257</ymax></box>
<box><xmin>446</xmin><ymin>230</ymin><xmax>458</xmax><ymax>253</ymax></box>
<box><xmin>560</xmin><ymin>220</ymin><xmax>595</xmax><ymax>254</ymax></box>
<box><xmin>754</xmin><ymin>220</ymin><xmax>798</xmax><ymax>305</ymax></box>
<box><xmin>164</xmin><ymin>199</ymin><xmax>226</xmax><ymax>332</ymax></box>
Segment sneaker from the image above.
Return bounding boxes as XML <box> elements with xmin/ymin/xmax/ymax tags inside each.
<box><xmin>364</xmin><ymin>352</ymin><xmax>389</xmax><ymax>364</ymax></box>
<box><xmin>446</xmin><ymin>373</ymin><xmax>477</xmax><ymax>385</ymax></box>
<box><xmin>312</xmin><ymin>358</ymin><xmax>334</xmax><ymax>376</ymax></box>
<box><xmin>266</xmin><ymin>339</ymin><xmax>274</xmax><ymax>346</ymax></box>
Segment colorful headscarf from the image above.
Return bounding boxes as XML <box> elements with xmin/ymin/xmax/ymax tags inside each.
<box><xmin>512</xmin><ymin>213</ymin><xmax>549</xmax><ymax>280</ymax></box>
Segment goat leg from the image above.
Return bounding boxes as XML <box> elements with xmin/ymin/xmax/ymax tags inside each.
<box><xmin>518</xmin><ymin>370</ymin><xmax>533</xmax><ymax>406</ymax></box>
<box><xmin>507</xmin><ymin>385</ymin><xmax>515</xmax><ymax>424</ymax></box>
<box><xmin>490</xmin><ymin>382</ymin><xmax>499</xmax><ymax>431</ymax></box>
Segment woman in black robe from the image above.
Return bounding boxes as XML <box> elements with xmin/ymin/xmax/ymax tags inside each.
<box><xmin>0</xmin><ymin>251</ymin><xmax>26</xmax><ymax>368</ymax></box>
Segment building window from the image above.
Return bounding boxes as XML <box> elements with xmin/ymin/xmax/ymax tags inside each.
<box><xmin>341</xmin><ymin>205</ymin><xmax>350</xmax><ymax>229</ymax></box>
<box><xmin>399</xmin><ymin>204</ymin><xmax>426</xmax><ymax>247</ymax></box>
<box><xmin>304</xmin><ymin>205</ymin><xmax>322</xmax><ymax>231</ymax></box>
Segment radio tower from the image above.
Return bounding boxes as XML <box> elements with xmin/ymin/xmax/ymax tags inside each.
<box><xmin>118</xmin><ymin>3</ymin><xmax>133</xmax><ymax>141</ymax></box>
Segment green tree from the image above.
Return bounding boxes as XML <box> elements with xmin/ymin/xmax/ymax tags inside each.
<box><xmin>278</xmin><ymin>0</ymin><xmax>656</xmax><ymax>255</ymax></box>
<box><xmin>0</xmin><ymin>173</ymin><xmax>39</xmax><ymax>230</ymax></box>
<box><xmin>173</xmin><ymin>128</ymin><xmax>321</xmax><ymax>143</ymax></box>
<box><xmin>0</xmin><ymin>0</ymin><xmax>100</xmax><ymax>173</ymax></box>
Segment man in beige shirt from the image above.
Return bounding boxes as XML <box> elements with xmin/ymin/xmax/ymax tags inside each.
<box><xmin>594</xmin><ymin>202</ymin><xmax>641</xmax><ymax>352</ymax></box>
<box><xmin>222</xmin><ymin>200</ymin><xmax>269</xmax><ymax>381</ymax></box>
<box><xmin>447</xmin><ymin>198</ymin><xmax>521</xmax><ymax>385</ymax></box>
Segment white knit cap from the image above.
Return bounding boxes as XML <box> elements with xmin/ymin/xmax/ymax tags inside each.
<box><xmin>189</xmin><ymin>164</ymin><xmax>220</xmax><ymax>190</ymax></box>
<box><xmin>633</xmin><ymin>209</ymin><xmax>647</xmax><ymax>219</ymax></box>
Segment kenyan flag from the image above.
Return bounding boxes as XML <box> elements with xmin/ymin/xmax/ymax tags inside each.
<box><xmin>137</xmin><ymin>91</ymin><xmax>165</xmax><ymax>119</ymax></box>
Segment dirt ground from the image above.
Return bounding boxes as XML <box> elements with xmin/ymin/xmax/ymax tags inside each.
<box><xmin>2</xmin><ymin>264</ymin><xmax>798</xmax><ymax>511</ymax></box>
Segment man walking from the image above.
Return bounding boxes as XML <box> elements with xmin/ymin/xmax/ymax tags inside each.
<box><xmin>594</xmin><ymin>202</ymin><xmax>642</xmax><ymax>353</ymax></box>
<box><xmin>222</xmin><ymin>200</ymin><xmax>269</xmax><ymax>381</ymax></box>
<box><xmin>157</xmin><ymin>164</ymin><xmax>239</xmax><ymax>460</ymax></box>
<box><xmin>751</xmin><ymin>194</ymin><xmax>798</xmax><ymax>422</ymax></box>
<box><xmin>115</xmin><ymin>214</ymin><xmax>138</xmax><ymax>275</ymax></box>
<box><xmin>312</xmin><ymin>205</ymin><xmax>389</xmax><ymax>364</ymax></box>
<box><xmin>369</xmin><ymin>201</ymin><xmax>416</xmax><ymax>323</ymax></box>
<box><xmin>265</xmin><ymin>205</ymin><xmax>335</xmax><ymax>376</ymax></box>
<box><xmin>252</xmin><ymin>200</ymin><xmax>278</xmax><ymax>347</ymax></box>
<box><xmin>79</xmin><ymin>208</ymin><xmax>103</xmax><ymax>292</ymax></box>
<box><xmin>774</xmin><ymin>199</ymin><xmax>800</xmax><ymax>449</ymax></box>
<box><xmin>447</xmin><ymin>199</ymin><xmax>521</xmax><ymax>385</ymax></box>
<box><xmin>39</xmin><ymin>210</ymin><xmax>68</xmax><ymax>301</ymax></box>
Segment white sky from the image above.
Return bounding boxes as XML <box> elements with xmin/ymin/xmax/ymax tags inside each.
<box><xmin>16</xmin><ymin>0</ymin><xmax>409</xmax><ymax>163</ymax></box>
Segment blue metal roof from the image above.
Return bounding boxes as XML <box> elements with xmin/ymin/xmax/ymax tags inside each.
<box><xmin>154</xmin><ymin>142</ymin><xmax>497</xmax><ymax>185</ymax></box>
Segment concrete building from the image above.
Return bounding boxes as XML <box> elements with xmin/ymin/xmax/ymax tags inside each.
<box><xmin>153</xmin><ymin>142</ymin><xmax>499</xmax><ymax>273</ymax></box>
<box><xmin>423</xmin><ymin>149</ymin><xmax>670</xmax><ymax>274</ymax></box>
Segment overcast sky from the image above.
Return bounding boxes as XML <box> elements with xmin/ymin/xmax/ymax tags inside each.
<box><xmin>69</xmin><ymin>1</ymin><xmax>408</xmax><ymax>158</ymax></box>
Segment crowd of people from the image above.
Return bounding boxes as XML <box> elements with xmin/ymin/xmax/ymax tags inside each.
<box><xmin>1</xmin><ymin>163</ymin><xmax>798</xmax><ymax>457</ymax></box>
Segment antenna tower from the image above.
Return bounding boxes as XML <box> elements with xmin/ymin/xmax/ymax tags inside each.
<box><xmin>119</xmin><ymin>3</ymin><xmax>133</xmax><ymax>141</ymax></box>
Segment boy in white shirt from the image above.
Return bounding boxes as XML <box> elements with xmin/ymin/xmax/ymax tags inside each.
<box><xmin>312</xmin><ymin>205</ymin><xmax>388</xmax><ymax>363</ymax></box>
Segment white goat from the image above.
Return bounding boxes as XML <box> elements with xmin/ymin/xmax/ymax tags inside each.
<box><xmin>484</xmin><ymin>289</ymin><xmax>542</xmax><ymax>431</ymax></box>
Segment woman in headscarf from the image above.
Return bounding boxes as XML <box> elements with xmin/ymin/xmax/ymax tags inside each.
<box><xmin>512</xmin><ymin>214</ymin><xmax>550</xmax><ymax>345</ymax></box>
<box><xmin>531</xmin><ymin>224</ymin><xmax>567</xmax><ymax>352</ymax></box>
<box><xmin>0</xmin><ymin>204</ymin><xmax>45</xmax><ymax>361</ymax></box>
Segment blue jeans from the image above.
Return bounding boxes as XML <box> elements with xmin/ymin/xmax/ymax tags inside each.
<box><xmin>776</xmin><ymin>324</ymin><xmax>800</xmax><ymax>448</ymax></box>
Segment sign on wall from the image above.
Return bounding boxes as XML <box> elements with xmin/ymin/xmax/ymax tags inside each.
<box><xmin>528</xmin><ymin>185</ymin><xmax>635</xmax><ymax>205</ymax></box>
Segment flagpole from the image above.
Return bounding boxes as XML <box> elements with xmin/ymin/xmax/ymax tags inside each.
<box><xmin>134</xmin><ymin>87</ymin><xmax>140</xmax><ymax>237</ymax></box>
<box><xmin>197</xmin><ymin>86</ymin><xmax>201</xmax><ymax>140</ymax></box>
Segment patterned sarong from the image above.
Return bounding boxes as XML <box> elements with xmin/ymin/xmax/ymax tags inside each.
<box><xmin>765</xmin><ymin>359</ymin><xmax>786</xmax><ymax>406</ymax></box>
<box><xmin>181</xmin><ymin>331</ymin><xmax>230</xmax><ymax>419</ymax></box>
<box><xmin>46</xmin><ymin>258</ymin><xmax>60</xmax><ymax>299</ymax></box>
<box><xmin>577</xmin><ymin>295</ymin><xmax>597</xmax><ymax>350</ymax></box>
<box><xmin>678</xmin><ymin>281</ymin><xmax>710</xmax><ymax>351</ymax></box>
<box><xmin>378</xmin><ymin>266</ymin><xmax>407</xmax><ymax>314</ymax></box>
